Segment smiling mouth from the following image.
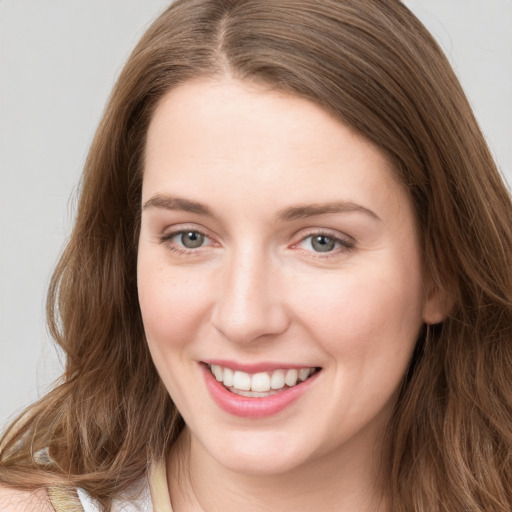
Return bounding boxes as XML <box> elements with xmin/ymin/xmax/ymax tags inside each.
<box><xmin>205</xmin><ymin>363</ymin><xmax>321</xmax><ymax>398</ymax></box>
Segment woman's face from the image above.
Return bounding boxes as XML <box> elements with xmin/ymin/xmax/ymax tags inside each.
<box><xmin>138</xmin><ymin>78</ymin><xmax>443</xmax><ymax>475</ymax></box>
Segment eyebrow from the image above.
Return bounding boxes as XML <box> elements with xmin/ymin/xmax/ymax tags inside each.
<box><xmin>276</xmin><ymin>201</ymin><xmax>381</xmax><ymax>222</ymax></box>
<box><xmin>142</xmin><ymin>194</ymin><xmax>380</xmax><ymax>222</ymax></box>
<box><xmin>142</xmin><ymin>194</ymin><xmax>213</xmax><ymax>216</ymax></box>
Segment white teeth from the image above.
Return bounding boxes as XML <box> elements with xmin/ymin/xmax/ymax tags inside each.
<box><xmin>231</xmin><ymin>388</ymin><xmax>279</xmax><ymax>397</ymax></box>
<box><xmin>251</xmin><ymin>372</ymin><xmax>271</xmax><ymax>392</ymax></box>
<box><xmin>223</xmin><ymin>367</ymin><xmax>234</xmax><ymax>387</ymax></box>
<box><xmin>284</xmin><ymin>369</ymin><xmax>298</xmax><ymax>387</ymax></box>
<box><xmin>298</xmin><ymin>368</ymin><xmax>311</xmax><ymax>381</ymax></box>
<box><xmin>209</xmin><ymin>364</ymin><xmax>317</xmax><ymax>394</ymax></box>
<box><xmin>270</xmin><ymin>369</ymin><xmax>285</xmax><ymax>390</ymax></box>
<box><xmin>212</xmin><ymin>364</ymin><xmax>223</xmax><ymax>381</ymax></box>
<box><xmin>232</xmin><ymin>371</ymin><xmax>251</xmax><ymax>391</ymax></box>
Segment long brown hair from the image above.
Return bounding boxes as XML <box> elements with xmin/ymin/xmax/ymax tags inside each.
<box><xmin>1</xmin><ymin>1</ymin><xmax>511</xmax><ymax>510</ymax></box>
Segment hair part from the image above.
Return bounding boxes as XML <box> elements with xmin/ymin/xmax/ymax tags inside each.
<box><xmin>1</xmin><ymin>1</ymin><xmax>511</xmax><ymax>510</ymax></box>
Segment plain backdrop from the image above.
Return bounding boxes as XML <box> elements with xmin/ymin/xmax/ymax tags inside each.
<box><xmin>1</xmin><ymin>0</ymin><xmax>511</xmax><ymax>429</ymax></box>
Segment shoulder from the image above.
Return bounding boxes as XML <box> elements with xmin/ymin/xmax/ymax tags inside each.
<box><xmin>0</xmin><ymin>485</ymin><xmax>55</xmax><ymax>512</ymax></box>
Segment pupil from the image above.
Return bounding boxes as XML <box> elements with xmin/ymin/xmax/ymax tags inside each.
<box><xmin>181</xmin><ymin>231</ymin><xmax>204</xmax><ymax>248</ymax></box>
<box><xmin>312</xmin><ymin>235</ymin><xmax>335</xmax><ymax>252</ymax></box>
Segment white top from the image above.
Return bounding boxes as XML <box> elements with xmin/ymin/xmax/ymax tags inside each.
<box><xmin>77</xmin><ymin>463</ymin><xmax>173</xmax><ymax>512</ymax></box>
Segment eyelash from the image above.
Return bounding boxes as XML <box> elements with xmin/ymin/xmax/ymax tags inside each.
<box><xmin>294</xmin><ymin>230</ymin><xmax>356</xmax><ymax>257</ymax></box>
<box><xmin>159</xmin><ymin>229</ymin><xmax>356</xmax><ymax>257</ymax></box>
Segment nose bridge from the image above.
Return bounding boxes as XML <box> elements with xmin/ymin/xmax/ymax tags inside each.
<box><xmin>212</xmin><ymin>242</ymin><xmax>288</xmax><ymax>344</ymax></box>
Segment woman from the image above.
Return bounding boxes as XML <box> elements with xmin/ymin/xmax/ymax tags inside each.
<box><xmin>1</xmin><ymin>0</ymin><xmax>511</xmax><ymax>511</ymax></box>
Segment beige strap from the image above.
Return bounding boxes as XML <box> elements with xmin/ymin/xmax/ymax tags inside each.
<box><xmin>47</xmin><ymin>487</ymin><xmax>85</xmax><ymax>512</ymax></box>
<box><xmin>149</xmin><ymin>461</ymin><xmax>174</xmax><ymax>512</ymax></box>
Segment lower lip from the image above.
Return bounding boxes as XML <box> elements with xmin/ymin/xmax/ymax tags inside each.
<box><xmin>201</xmin><ymin>364</ymin><xmax>320</xmax><ymax>418</ymax></box>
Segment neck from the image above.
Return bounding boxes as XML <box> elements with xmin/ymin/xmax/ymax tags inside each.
<box><xmin>167</xmin><ymin>428</ymin><xmax>390</xmax><ymax>512</ymax></box>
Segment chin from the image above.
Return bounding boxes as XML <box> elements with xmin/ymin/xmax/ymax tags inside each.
<box><xmin>195</xmin><ymin>428</ymin><xmax>317</xmax><ymax>476</ymax></box>
<box><xmin>215</xmin><ymin>450</ymin><xmax>311</xmax><ymax>477</ymax></box>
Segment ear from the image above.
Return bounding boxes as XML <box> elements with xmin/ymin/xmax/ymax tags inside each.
<box><xmin>422</xmin><ymin>281</ymin><xmax>454</xmax><ymax>325</ymax></box>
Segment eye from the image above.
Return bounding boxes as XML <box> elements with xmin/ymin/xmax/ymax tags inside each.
<box><xmin>307</xmin><ymin>234</ymin><xmax>337</xmax><ymax>252</ymax></box>
<box><xmin>160</xmin><ymin>229</ymin><xmax>212</xmax><ymax>252</ymax></box>
<box><xmin>298</xmin><ymin>232</ymin><xmax>354</xmax><ymax>254</ymax></box>
<box><xmin>178</xmin><ymin>230</ymin><xmax>206</xmax><ymax>248</ymax></box>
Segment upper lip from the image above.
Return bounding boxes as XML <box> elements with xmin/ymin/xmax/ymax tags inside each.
<box><xmin>202</xmin><ymin>359</ymin><xmax>321</xmax><ymax>374</ymax></box>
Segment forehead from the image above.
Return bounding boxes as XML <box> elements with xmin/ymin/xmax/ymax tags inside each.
<box><xmin>143</xmin><ymin>78</ymin><xmax>408</xmax><ymax>221</ymax></box>
<box><xmin>146</xmin><ymin>78</ymin><xmax>380</xmax><ymax>162</ymax></box>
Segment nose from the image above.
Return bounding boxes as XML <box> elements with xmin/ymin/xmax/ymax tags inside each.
<box><xmin>211</xmin><ymin>248</ymin><xmax>290</xmax><ymax>344</ymax></box>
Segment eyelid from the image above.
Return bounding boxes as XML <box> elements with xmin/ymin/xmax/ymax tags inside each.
<box><xmin>160</xmin><ymin>221</ymin><xmax>214</xmax><ymax>239</ymax></box>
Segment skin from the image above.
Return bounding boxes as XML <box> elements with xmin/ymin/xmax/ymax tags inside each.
<box><xmin>137</xmin><ymin>78</ymin><xmax>446</xmax><ymax>512</ymax></box>
<box><xmin>0</xmin><ymin>488</ymin><xmax>55</xmax><ymax>512</ymax></box>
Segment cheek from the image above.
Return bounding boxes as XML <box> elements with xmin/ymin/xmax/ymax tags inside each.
<box><xmin>137</xmin><ymin>258</ymin><xmax>210</xmax><ymax>349</ymax></box>
<box><xmin>293</xmin><ymin>263</ymin><xmax>425</xmax><ymax>358</ymax></box>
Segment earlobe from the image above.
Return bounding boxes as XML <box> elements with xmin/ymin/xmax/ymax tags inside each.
<box><xmin>422</xmin><ymin>283</ymin><xmax>454</xmax><ymax>325</ymax></box>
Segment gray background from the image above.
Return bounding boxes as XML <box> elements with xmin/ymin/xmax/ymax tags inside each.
<box><xmin>1</xmin><ymin>0</ymin><xmax>511</xmax><ymax>428</ymax></box>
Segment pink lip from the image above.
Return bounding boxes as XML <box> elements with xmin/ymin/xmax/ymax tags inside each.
<box><xmin>201</xmin><ymin>363</ymin><xmax>320</xmax><ymax>419</ymax></box>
